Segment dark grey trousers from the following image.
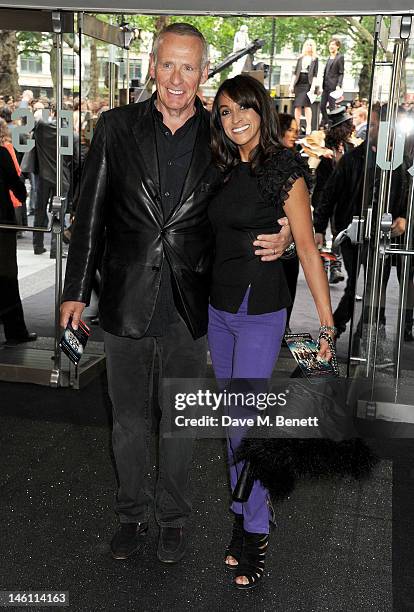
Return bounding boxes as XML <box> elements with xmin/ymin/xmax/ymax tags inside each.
<box><xmin>320</xmin><ymin>88</ymin><xmax>336</xmax><ymax>124</ymax></box>
<box><xmin>104</xmin><ymin>317</ymin><xmax>207</xmax><ymax>527</ymax></box>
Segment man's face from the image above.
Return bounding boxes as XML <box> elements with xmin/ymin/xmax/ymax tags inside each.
<box><xmin>150</xmin><ymin>33</ymin><xmax>208</xmax><ymax>116</ymax></box>
<box><xmin>352</xmin><ymin>110</ymin><xmax>363</xmax><ymax>128</ymax></box>
<box><xmin>329</xmin><ymin>41</ymin><xmax>339</xmax><ymax>54</ymax></box>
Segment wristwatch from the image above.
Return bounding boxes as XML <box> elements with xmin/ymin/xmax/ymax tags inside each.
<box><xmin>280</xmin><ymin>242</ymin><xmax>297</xmax><ymax>260</ymax></box>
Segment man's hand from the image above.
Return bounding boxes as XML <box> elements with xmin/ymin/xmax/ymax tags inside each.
<box><xmin>60</xmin><ymin>301</ymin><xmax>86</xmax><ymax>330</ymax></box>
<box><xmin>391</xmin><ymin>217</ymin><xmax>406</xmax><ymax>237</ymax></box>
<box><xmin>314</xmin><ymin>232</ymin><xmax>324</xmax><ymax>248</ymax></box>
<box><xmin>253</xmin><ymin>217</ymin><xmax>293</xmax><ymax>262</ymax></box>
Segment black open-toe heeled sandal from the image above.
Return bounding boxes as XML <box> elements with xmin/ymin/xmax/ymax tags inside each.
<box><xmin>233</xmin><ymin>531</ymin><xmax>269</xmax><ymax>590</ymax></box>
<box><xmin>224</xmin><ymin>513</ymin><xmax>244</xmax><ymax>570</ymax></box>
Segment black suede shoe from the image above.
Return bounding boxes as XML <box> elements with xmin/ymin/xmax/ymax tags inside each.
<box><xmin>110</xmin><ymin>522</ymin><xmax>148</xmax><ymax>560</ymax></box>
<box><xmin>157</xmin><ymin>527</ymin><xmax>186</xmax><ymax>564</ymax></box>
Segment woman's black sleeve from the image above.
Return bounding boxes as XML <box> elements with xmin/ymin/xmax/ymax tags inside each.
<box><xmin>257</xmin><ymin>149</ymin><xmax>312</xmax><ymax>209</ymax></box>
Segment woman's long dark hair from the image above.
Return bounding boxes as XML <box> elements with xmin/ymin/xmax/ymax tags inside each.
<box><xmin>210</xmin><ymin>74</ymin><xmax>282</xmax><ymax>174</ymax></box>
<box><xmin>278</xmin><ymin>113</ymin><xmax>295</xmax><ymax>138</ymax></box>
<box><xmin>325</xmin><ymin>121</ymin><xmax>354</xmax><ymax>151</ymax></box>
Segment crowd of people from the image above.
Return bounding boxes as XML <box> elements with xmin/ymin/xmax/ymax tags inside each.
<box><xmin>0</xmin><ymin>90</ymin><xmax>109</xmax><ymax>245</ymax></box>
<box><xmin>0</xmin><ymin>90</ymin><xmax>110</xmax><ymax>344</ymax></box>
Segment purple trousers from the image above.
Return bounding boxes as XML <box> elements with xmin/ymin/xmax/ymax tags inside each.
<box><xmin>208</xmin><ymin>289</ymin><xmax>286</xmax><ymax>534</ymax></box>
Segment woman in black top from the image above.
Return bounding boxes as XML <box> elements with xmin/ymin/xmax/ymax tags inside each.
<box><xmin>0</xmin><ymin>145</ymin><xmax>37</xmax><ymax>346</ymax></box>
<box><xmin>208</xmin><ymin>75</ymin><xmax>335</xmax><ymax>589</ymax></box>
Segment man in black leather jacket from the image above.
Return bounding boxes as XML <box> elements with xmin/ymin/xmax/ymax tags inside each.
<box><xmin>60</xmin><ymin>23</ymin><xmax>290</xmax><ymax>565</ymax></box>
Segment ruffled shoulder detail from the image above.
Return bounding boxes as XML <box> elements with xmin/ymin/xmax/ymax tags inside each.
<box><xmin>257</xmin><ymin>148</ymin><xmax>313</xmax><ymax>207</ymax></box>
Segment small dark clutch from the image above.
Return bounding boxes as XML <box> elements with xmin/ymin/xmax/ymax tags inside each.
<box><xmin>59</xmin><ymin>319</ymin><xmax>90</xmax><ymax>366</ymax></box>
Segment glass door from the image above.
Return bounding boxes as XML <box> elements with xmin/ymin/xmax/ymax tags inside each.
<box><xmin>76</xmin><ymin>13</ymin><xmax>132</xmax><ymax>224</ymax></box>
<box><xmin>349</xmin><ymin>15</ymin><xmax>414</xmax><ymax>418</ymax></box>
<box><xmin>0</xmin><ymin>9</ymin><xmax>77</xmax><ymax>385</ymax></box>
<box><xmin>78</xmin><ymin>14</ymin><xmax>130</xmax><ymax>128</ymax></box>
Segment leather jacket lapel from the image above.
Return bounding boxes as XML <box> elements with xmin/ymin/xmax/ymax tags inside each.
<box><xmin>130</xmin><ymin>108</ymin><xmax>163</xmax><ymax>223</ymax></box>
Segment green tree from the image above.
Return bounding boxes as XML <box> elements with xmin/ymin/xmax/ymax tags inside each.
<box><xmin>16</xmin><ymin>31</ymin><xmax>79</xmax><ymax>99</ymax></box>
<box><xmin>122</xmin><ymin>15</ymin><xmax>377</xmax><ymax>94</ymax></box>
<box><xmin>0</xmin><ymin>30</ymin><xmax>20</xmax><ymax>98</ymax></box>
<box><xmin>88</xmin><ymin>41</ymin><xmax>99</xmax><ymax>100</ymax></box>
<box><xmin>125</xmin><ymin>15</ymin><xmax>253</xmax><ymax>86</ymax></box>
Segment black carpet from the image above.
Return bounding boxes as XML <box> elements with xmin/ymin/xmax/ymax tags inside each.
<box><xmin>0</xmin><ymin>374</ymin><xmax>406</xmax><ymax>611</ymax></box>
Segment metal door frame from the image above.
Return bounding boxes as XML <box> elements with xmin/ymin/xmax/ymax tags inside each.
<box><xmin>1</xmin><ymin>0</ymin><xmax>414</xmax><ymax>15</ymax></box>
<box><xmin>0</xmin><ymin>8</ymin><xmax>73</xmax><ymax>31</ymax></box>
<box><xmin>77</xmin><ymin>13</ymin><xmax>132</xmax><ymax>112</ymax></box>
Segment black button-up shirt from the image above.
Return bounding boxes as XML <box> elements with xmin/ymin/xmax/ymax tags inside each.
<box><xmin>145</xmin><ymin>95</ymin><xmax>200</xmax><ymax>336</ymax></box>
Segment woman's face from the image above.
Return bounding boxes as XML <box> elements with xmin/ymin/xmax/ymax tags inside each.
<box><xmin>218</xmin><ymin>92</ymin><xmax>261</xmax><ymax>159</ymax></box>
<box><xmin>282</xmin><ymin>120</ymin><xmax>299</xmax><ymax>150</ymax></box>
<box><xmin>304</xmin><ymin>42</ymin><xmax>313</xmax><ymax>55</ymax></box>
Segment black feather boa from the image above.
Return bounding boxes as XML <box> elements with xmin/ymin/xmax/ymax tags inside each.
<box><xmin>234</xmin><ymin>437</ymin><xmax>379</xmax><ymax>501</ymax></box>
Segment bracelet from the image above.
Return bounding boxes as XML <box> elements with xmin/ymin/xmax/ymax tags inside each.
<box><xmin>283</xmin><ymin>243</ymin><xmax>296</xmax><ymax>255</ymax></box>
<box><xmin>280</xmin><ymin>242</ymin><xmax>297</xmax><ymax>260</ymax></box>
<box><xmin>319</xmin><ymin>325</ymin><xmax>337</xmax><ymax>336</ymax></box>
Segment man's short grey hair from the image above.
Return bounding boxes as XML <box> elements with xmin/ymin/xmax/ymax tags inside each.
<box><xmin>152</xmin><ymin>23</ymin><xmax>209</xmax><ymax>70</ymax></box>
